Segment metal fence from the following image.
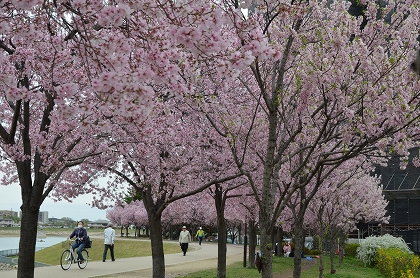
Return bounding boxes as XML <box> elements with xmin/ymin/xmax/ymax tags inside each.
<box><xmin>396</xmin><ymin>229</ymin><xmax>420</xmax><ymax>255</ymax></box>
<box><xmin>0</xmin><ymin>247</ymin><xmax>50</xmax><ymax>267</ymax></box>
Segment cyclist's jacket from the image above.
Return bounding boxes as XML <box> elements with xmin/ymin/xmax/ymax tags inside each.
<box><xmin>69</xmin><ymin>227</ymin><xmax>87</xmax><ymax>244</ymax></box>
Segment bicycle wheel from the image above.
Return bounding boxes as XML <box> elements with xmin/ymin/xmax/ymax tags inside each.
<box><xmin>60</xmin><ymin>250</ymin><xmax>72</xmax><ymax>270</ymax></box>
<box><xmin>78</xmin><ymin>249</ymin><xmax>89</xmax><ymax>269</ymax></box>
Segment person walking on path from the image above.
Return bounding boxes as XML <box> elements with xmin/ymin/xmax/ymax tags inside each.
<box><xmin>68</xmin><ymin>221</ymin><xmax>88</xmax><ymax>263</ymax></box>
<box><xmin>103</xmin><ymin>223</ymin><xmax>116</xmax><ymax>262</ymax></box>
<box><xmin>179</xmin><ymin>226</ymin><xmax>192</xmax><ymax>256</ymax></box>
<box><xmin>195</xmin><ymin>227</ymin><xmax>205</xmax><ymax>246</ymax></box>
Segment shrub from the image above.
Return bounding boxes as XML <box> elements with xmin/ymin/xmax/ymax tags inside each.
<box><xmin>311</xmin><ymin>249</ymin><xmax>321</xmax><ymax>255</ymax></box>
<box><xmin>345</xmin><ymin>243</ymin><xmax>360</xmax><ymax>257</ymax></box>
<box><xmin>376</xmin><ymin>247</ymin><xmax>420</xmax><ymax>278</ymax></box>
<box><xmin>356</xmin><ymin>234</ymin><xmax>412</xmax><ymax>266</ymax></box>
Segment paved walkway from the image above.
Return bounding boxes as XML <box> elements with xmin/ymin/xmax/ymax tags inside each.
<box><xmin>1</xmin><ymin>242</ymin><xmax>244</xmax><ymax>278</ymax></box>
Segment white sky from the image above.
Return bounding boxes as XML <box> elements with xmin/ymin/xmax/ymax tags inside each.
<box><xmin>0</xmin><ymin>184</ymin><xmax>108</xmax><ymax>221</ymax></box>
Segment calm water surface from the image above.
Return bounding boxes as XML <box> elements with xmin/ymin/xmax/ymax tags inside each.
<box><xmin>0</xmin><ymin>236</ymin><xmax>66</xmax><ymax>250</ymax></box>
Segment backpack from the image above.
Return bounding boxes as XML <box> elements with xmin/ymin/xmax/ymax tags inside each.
<box><xmin>85</xmin><ymin>236</ymin><xmax>92</xmax><ymax>248</ymax></box>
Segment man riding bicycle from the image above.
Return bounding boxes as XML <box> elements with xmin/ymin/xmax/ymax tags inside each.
<box><xmin>69</xmin><ymin>221</ymin><xmax>88</xmax><ymax>263</ymax></box>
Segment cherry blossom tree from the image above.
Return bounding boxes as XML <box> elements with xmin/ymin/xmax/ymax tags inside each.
<box><xmin>3</xmin><ymin>2</ymin><xmax>420</xmax><ymax>278</ymax></box>
<box><xmin>1</xmin><ymin>1</ymin><xmax>242</xmax><ymax>277</ymax></box>
<box><xmin>188</xmin><ymin>1</ymin><xmax>420</xmax><ymax>278</ymax></box>
<box><xmin>85</xmin><ymin>97</ymin><xmax>243</xmax><ymax>278</ymax></box>
<box><xmin>308</xmin><ymin>171</ymin><xmax>388</xmax><ymax>277</ymax></box>
<box><xmin>106</xmin><ymin>200</ymin><xmax>148</xmax><ymax>237</ymax></box>
<box><xmin>0</xmin><ymin>8</ymin><xmax>111</xmax><ymax>278</ymax></box>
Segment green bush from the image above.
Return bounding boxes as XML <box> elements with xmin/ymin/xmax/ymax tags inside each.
<box><xmin>345</xmin><ymin>243</ymin><xmax>360</xmax><ymax>257</ymax></box>
<box><xmin>311</xmin><ymin>250</ymin><xmax>321</xmax><ymax>255</ymax></box>
<box><xmin>376</xmin><ymin>247</ymin><xmax>420</xmax><ymax>278</ymax></box>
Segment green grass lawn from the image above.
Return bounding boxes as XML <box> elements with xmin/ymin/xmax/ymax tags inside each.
<box><xmin>181</xmin><ymin>256</ymin><xmax>296</xmax><ymax>278</ymax></box>
<box><xmin>35</xmin><ymin>238</ymin><xmax>181</xmax><ymax>266</ymax></box>
<box><xmin>301</xmin><ymin>256</ymin><xmax>387</xmax><ymax>278</ymax></box>
<box><xmin>181</xmin><ymin>255</ymin><xmax>388</xmax><ymax>278</ymax></box>
<box><xmin>1</xmin><ymin>228</ymin><xmax>391</xmax><ymax>277</ymax></box>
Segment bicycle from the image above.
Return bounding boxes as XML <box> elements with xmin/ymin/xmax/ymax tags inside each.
<box><xmin>60</xmin><ymin>239</ymin><xmax>89</xmax><ymax>270</ymax></box>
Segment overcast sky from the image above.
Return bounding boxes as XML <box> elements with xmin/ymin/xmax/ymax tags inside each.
<box><xmin>0</xmin><ymin>184</ymin><xmax>108</xmax><ymax>221</ymax></box>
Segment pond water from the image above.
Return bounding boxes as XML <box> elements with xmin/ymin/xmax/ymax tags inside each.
<box><xmin>0</xmin><ymin>236</ymin><xmax>66</xmax><ymax>251</ymax></box>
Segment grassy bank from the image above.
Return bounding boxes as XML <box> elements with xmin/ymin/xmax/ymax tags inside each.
<box><xmin>301</xmin><ymin>256</ymin><xmax>387</xmax><ymax>278</ymax></box>
<box><xmin>1</xmin><ymin>228</ymin><xmax>387</xmax><ymax>277</ymax></box>
<box><xmin>0</xmin><ymin>227</ymin><xmax>180</xmax><ymax>266</ymax></box>
<box><xmin>181</xmin><ymin>256</ymin><xmax>387</xmax><ymax>278</ymax></box>
<box><xmin>35</xmin><ymin>238</ymin><xmax>182</xmax><ymax>265</ymax></box>
<box><xmin>0</xmin><ymin>226</ymin><xmax>148</xmax><ymax>237</ymax></box>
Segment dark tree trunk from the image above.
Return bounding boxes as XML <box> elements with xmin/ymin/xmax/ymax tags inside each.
<box><xmin>276</xmin><ymin>226</ymin><xmax>283</xmax><ymax>257</ymax></box>
<box><xmin>215</xmin><ymin>184</ymin><xmax>227</xmax><ymax>278</ymax></box>
<box><xmin>17</xmin><ymin>205</ymin><xmax>39</xmax><ymax>278</ymax></box>
<box><xmin>338</xmin><ymin>233</ymin><xmax>346</xmax><ymax>267</ymax></box>
<box><xmin>141</xmin><ymin>185</ymin><xmax>167</xmax><ymax>278</ymax></box>
<box><xmin>148</xmin><ymin>216</ymin><xmax>165</xmax><ymax>278</ymax></box>
<box><xmin>292</xmin><ymin>219</ymin><xmax>305</xmax><ymax>278</ymax></box>
<box><xmin>318</xmin><ymin>237</ymin><xmax>324</xmax><ymax>278</ymax></box>
<box><xmin>329</xmin><ymin>238</ymin><xmax>337</xmax><ymax>274</ymax></box>
<box><xmin>16</xmin><ymin>142</ymin><xmax>49</xmax><ymax>278</ymax></box>
<box><xmin>248</xmin><ymin>218</ymin><xmax>257</xmax><ymax>268</ymax></box>
<box><xmin>260</xmin><ymin>213</ymin><xmax>274</xmax><ymax>278</ymax></box>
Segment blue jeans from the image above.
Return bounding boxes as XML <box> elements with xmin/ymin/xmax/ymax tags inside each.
<box><xmin>71</xmin><ymin>241</ymin><xmax>86</xmax><ymax>261</ymax></box>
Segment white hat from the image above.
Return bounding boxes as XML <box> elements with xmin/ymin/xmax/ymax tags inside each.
<box><xmin>182</xmin><ymin>226</ymin><xmax>186</xmax><ymax>229</ymax></box>
<box><xmin>199</xmin><ymin>227</ymin><xmax>202</xmax><ymax>229</ymax></box>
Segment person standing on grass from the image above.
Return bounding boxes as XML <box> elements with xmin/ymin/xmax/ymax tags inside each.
<box><xmin>195</xmin><ymin>227</ymin><xmax>205</xmax><ymax>246</ymax></box>
<box><xmin>103</xmin><ymin>223</ymin><xmax>115</xmax><ymax>262</ymax></box>
<box><xmin>179</xmin><ymin>226</ymin><xmax>192</xmax><ymax>256</ymax></box>
<box><xmin>283</xmin><ymin>241</ymin><xmax>292</xmax><ymax>257</ymax></box>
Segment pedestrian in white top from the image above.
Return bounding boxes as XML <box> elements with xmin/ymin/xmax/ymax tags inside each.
<box><xmin>103</xmin><ymin>223</ymin><xmax>115</xmax><ymax>262</ymax></box>
<box><xmin>179</xmin><ymin>226</ymin><xmax>192</xmax><ymax>256</ymax></box>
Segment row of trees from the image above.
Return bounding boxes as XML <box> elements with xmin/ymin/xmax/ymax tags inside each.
<box><xmin>0</xmin><ymin>0</ymin><xmax>419</xmax><ymax>278</ymax></box>
<box><xmin>105</xmin><ymin>160</ymin><xmax>388</xmax><ymax>276</ymax></box>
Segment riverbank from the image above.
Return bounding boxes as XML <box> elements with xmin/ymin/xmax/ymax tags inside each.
<box><xmin>0</xmin><ymin>228</ymin><xmax>104</xmax><ymax>237</ymax></box>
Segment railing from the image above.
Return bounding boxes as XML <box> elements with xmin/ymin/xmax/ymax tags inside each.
<box><xmin>0</xmin><ymin>247</ymin><xmax>50</xmax><ymax>267</ymax></box>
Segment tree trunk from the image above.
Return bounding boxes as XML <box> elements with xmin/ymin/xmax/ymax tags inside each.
<box><xmin>215</xmin><ymin>184</ymin><xmax>227</xmax><ymax>278</ymax></box>
<box><xmin>260</xmin><ymin>215</ymin><xmax>274</xmax><ymax>278</ymax></box>
<box><xmin>148</xmin><ymin>216</ymin><xmax>166</xmax><ymax>278</ymax></box>
<box><xmin>276</xmin><ymin>226</ymin><xmax>283</xmax><ymax>257</ymax></box>
<box><xmin>318</xmin><ymin>237</ymin><xmax>324</xmax><ymax>278</ymax></box>
<box><xmin>338</xmin><ymin>233</ymin><xmax>346</xmax><ymax>267</ymax></box>
<box><xmin>17</xmin><ymin>206</ymin><xmax>39</xmax><ymax>278</ymax></box>
<box><xmin>141</xmin><ymin>185</ymin><xmax>167</xmax><ymax>278</ymax></box>
<box><xmin>329</xmin><ymin>238</ymin><xmax>337</xmax><ymax>274</ymax></box>
<box><xmin>248</xmin><ymin>218</ymin><xmax>257</xmax><ymax>268</ymax></box>
<box><xmin>292</xmin><ymin>220</ymin><xmax>305</xmax><ymax>278</ymax></box>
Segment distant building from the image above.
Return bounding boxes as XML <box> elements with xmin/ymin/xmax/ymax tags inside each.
<box><xmin>369</xmin><ymin>148</ymin><xmax>420</xmax><ymax>254</ymax></box>
<box><xmin>89</xmin><ymin>220</ymin><xmax>109</xmax><ymax>228</ymax></box>
<box><xmin>0</xmin><ymin>210</ymin><xmax>19</xmax><ymax>218</ymax></box>
<box><xmin>0</xmin><ymin>218</ymin><xmax>16</xmax><ymax>227</ymax></box>
<box><xmin>38</xmin><ymin>211</ymin><xmax>48</xmax><ymax>224</ymax></box>
<box><xmin>48</xmin><ymin>217</ymin><xmax>60</xmax><ymax>223</ymax></box>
